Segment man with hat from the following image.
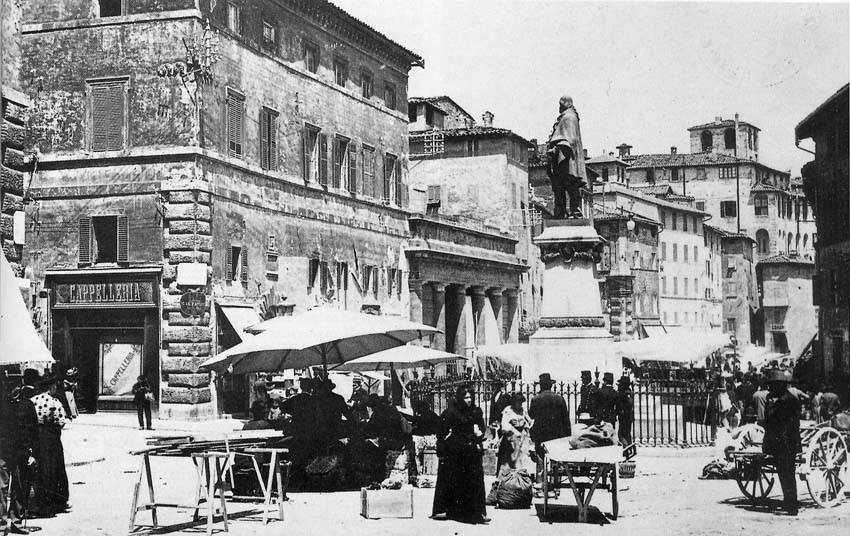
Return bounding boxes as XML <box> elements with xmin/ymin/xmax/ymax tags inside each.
<box><xmin>529</xmin><ymin>373</ymin><xmax>571</xmax><ymax>485</ymax></box>
<box><xmin>762</xmin><ymin>369</ymin><xmax>801</xmax><ymax>515</ymax></box>
<box><xmin>577</xmin><ymin>370</ymin><xmax>598</xmax><ymax>419</ymax></box>
<box><xmin>487</xmin><ymin>379</ymin><xmax>510</xmax><ymax>439</ymax></box>
<box><xmin>616</xmin><ymin>376</ymin><xmax>635</xmax><ymax>446</ymax></box>
<box><xmin>595</xmin><ymin>372</ymin><xmax>619</xmax><ymax>427</ymax></box>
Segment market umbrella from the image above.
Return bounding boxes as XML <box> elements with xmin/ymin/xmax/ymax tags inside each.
<box><xmin>199</xmin><ymin>309</ymin><xmax>439</xmax><ymax>375</ymax></box>
<box><xmin>0</xmin><ymin>255</ymin><xmax>54</xmax><ymax>366</ymax></box>
<box><xmin>332</xmin><ymin>345</ymin><xmax>464</xmax><ymax>372</ymax></box>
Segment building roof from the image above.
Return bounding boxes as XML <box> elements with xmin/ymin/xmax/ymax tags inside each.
<box><xmin>757</xmin><ymin>253</ymin><xmax>815</xmax><ymax>266</ymax></box>
<box><xmin>687</xmin><ymin>118</ymin><xmax>760</xmax><ymax>132</ymax></box>
<box><xmin>703</xmin><ymin>224</ymin><xmax>755</xmax><ymax>242</ymax></box>
<box><xmin>586</xmin><ymin>154</ymin><xmax>629</xmax><ymax>166</ymax></box>
<box><xmin>796</xmin><ymin>83</ymin><xmax>850</xmax><ymax>140</ymax></box>
<box><xmin>408</xmin><ymin>96</ymin><xmax>472</xmax><ymax>119</ymax></box>
<box><xmin>409</xmin><ymin>126</ymin><xmax>535</xmax><ymax>147</ymax></box>
<box><xmin>295</xmin><ymin>0</ymin><xmax>423</xmax><ymax>67</ymax></box>
<box><xmin>630</xmin><ymin>184</ymin><xmax>674</xmax><ymax>196</ymax></box>
<box><xmin>593</xmin><ymin>208</ymin><xmax>662</xmax><ymax>227</ymax></box>
<box><xmin>624</xmin><ymin>151</ymin><xmax>742</xmax><ymax>168</ymax></box>
<box><xmin>750</xmin><ymin>182</ymin><xmax>791</xmax><ymax>194</ymax></box>
<box><xmin>597</xmin><ymin>183</ymin><xmax>709</xmax><ymax>216</ymax></box>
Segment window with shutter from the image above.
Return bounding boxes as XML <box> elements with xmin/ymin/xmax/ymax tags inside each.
<box><xmin>117</xmin><ymin>215</ymin><xmax>129</xmax><ymax>263</ymax></box>
<box><xmin>89</xmin><ymin>81</ymin><xmax>126</xmax><ymax>152</ymax></box>
<box><xmin>384</xmin><ymin>154</ymin><xmax>396</xmax><ymax>203</ymax></box>
<box><xmin>318</xmin><ymin>134</ymin><xmax>329</xmax><ymax>186</ymax></box>
<box><xmin>303</xmin><ymin>125</ymin><xmax>319</xmax><ymax>183</ymax></box>
<box><xmin>240</xmin><ymin>247</ymin><xmax>248</xmax><ymax>285</ymax></box>
<box><xmin>225</xmin><ymin>246</ymin><xmax>233</xmax><ymax>281</ymax></box>
<box><xmin>348</xmin><ymin>143</ymin><xmax>357</xmax><ymax>193</ymax></box>
<box><xmin>308</xmin><ymin>258</ymin><xmax>320</xmax><ymax>289</ymax></box>
<box><xmin>394</xmin><ymin>159</ymin><xmax>403</xmax><ymax>206</ymax></box>
<box><xmin>91</xmin><ymin>215</ymin><xmax>118</xmax><ymax>263</ymax></box>
<box><xmin>332</xmin><ymin>136</ymin><xmax>349</xmax><ymax>189</ymax></box>
<box><xmin>227</xmin><ymin>90</ymin><xmax>245</xmax><ymax>158</ymax></box>
<box><xmin>372</xmin><ymin>266</ymin><xmax>379</xmax><ymax>297</ymax></box>
<box><xmin>362</xmin><ymin>146</ymin><xmax>374</xmax><ymax>197</ymax></box>
<box><xmin>78</xmin><ymin>217</ymin><xmax>92</xmax><ymax>265</ymax></box>
<box><xmin>260</xmin><ymin>107</ymin><xmax>278</xmax><ymax>170</ymax></box>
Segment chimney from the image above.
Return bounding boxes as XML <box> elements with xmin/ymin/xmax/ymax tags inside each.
<box><xmin>616</xmin><ymin>143</ymin><xmax>632</xmax><ymax>158</ymax></box>
<box><xmin>714</xmin><ymin>115</ymin><xmax>722</xmax><ymax>125</ymax></box>
<box><xmin>670</xmin><ymin>146</ymin><xmax>677</xmax><ymax>155</ymax></box>
<box><xmin>481</xmin><ymin>110</ymin><xmax>494</xmax><ymax>127</ymax></box>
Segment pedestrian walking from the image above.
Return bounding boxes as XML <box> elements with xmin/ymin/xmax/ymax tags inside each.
<box><xmin>30</xmin><ymin>373</ymin><xmax>69</xmax><ymax>517</ymax></box>
<box><xmin>577</xmin><ymin>370</ymin><xmax>598</xmax><ymax>418</ymax></box>
<box><xmin>595</xmin><ymin>372</ymin><xmax>618</xmax><ymax>426</ymax></box>
<box><xmin>132</xmin><ymin>375</ymin><xmax>154</xmax><ymax>430</ymax></box>
<box><xmin>762</xmin><ymin>369</ymin><xmax>801</xmax><ymax>516</ymax></box>
<box><xmin>616</xmin><ymin>376</ymin><xmax>634</xmax><ymax>446</ymax></box>
<box><xmin>431</xmin><ymin>384</ymin><xmax>489</xmax><ymax>524</ymax></box>
<box><xmin>528</xmin><ymin>373</ymin><xmax>571</xmax><ymax>487</ymax></box>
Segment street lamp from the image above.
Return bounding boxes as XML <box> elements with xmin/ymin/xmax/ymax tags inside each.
<box><xmin>626</xmin><ymin>215</ymin><xmax>636</xmax><ymax>233</ymax></box>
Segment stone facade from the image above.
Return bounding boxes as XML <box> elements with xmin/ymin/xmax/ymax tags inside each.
<box><xmin>22</xmin><ymin>0</ymin><xmax>421</xmax><ymax>418</ymax></box>
<box><xmin>721</xmin><ymin>234</ymin><xmax>758</xmax><ymax>346</ymax></box>
<box><xmin>756</xmin><ymin>256</ymin><xmax>817</xmax><ymax>358</ymax></box>
<box><xmin>797</xmin><ymin>84</ymin><xmax>850</xmax><ymax>403</ymax></box>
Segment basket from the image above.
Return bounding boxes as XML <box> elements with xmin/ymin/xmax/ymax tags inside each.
<box><xmin>619</xmin><ymin>461</ymin><xmax>636</xmax><ymax>479</ymax></box>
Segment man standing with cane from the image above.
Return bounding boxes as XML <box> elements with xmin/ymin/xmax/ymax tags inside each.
<box><xmin>762</xmin><ymin>369</ymin><xmax>801</xmax><ymax>516</ymax></box>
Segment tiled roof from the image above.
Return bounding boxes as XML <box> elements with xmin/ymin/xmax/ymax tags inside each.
<box><xmin>703</xmin><ymin>224</ymin><xmax>753</xmax><ymax>241</ymax></box>
<box><xmin>663</xmin><ymin>193</ymin><xmax>695</xmax><ymax>202</ymax></box>
<box><xmin>625</xmin><ymin>152</ymin><xmax>742</xmax><ymax>168</ymax></box>
<box><xmin>593</xmin><ymin>209</ymin><xmax>662</xmax><ymax>227</ymax></box>
<box><xmin>408</xmin><ymin>96</ymin><xmax>471</xmax><ymax>117</ymax></box>
<box><xmin>750</xmin><ymin>182</ymin><xmax>790</xmax><ymax>194</ymax></box>
<box><xmin>410</xmin><ymin>126</ymin><xmax>534</xmax><ymax>146</ymax></box>
<box><xmin>757</xmin><ymin>253</ymin><xmax>814</xmax><ymax>265</ymax></box>
<box><xmin>687</xmin><ymin>119</ymin><xmax>760</xmax><ymax>132</ymax></box>
<box><xmin>796</xmin><ymin>84</ymin><xmax>849</xmax><ymax>139</ymax></box>
<box><xmin>586</xmin><ymin>154</ymin><xmax>629</xmax><ymax>165</ymax></box>
<box><xmin>631</xmin><ymin>184</ymin><xmax>674</xmax><ymax>196</ymax></box>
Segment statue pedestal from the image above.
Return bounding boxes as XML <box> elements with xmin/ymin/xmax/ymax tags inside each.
<box><xmin>528</xmin><ymin>219</ymin><xmax>620</xmax><ymax>382</ymax></box>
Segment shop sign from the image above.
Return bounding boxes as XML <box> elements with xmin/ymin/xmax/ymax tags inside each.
<box><xmin>180</xmin><ymin>291</ymin><xmax>207</xmax><ymax>317</ymax></box>
<box><xmin>54</xmin><ymin>281</ymin><xmax>154</xmax><ymax>307</ymax></box>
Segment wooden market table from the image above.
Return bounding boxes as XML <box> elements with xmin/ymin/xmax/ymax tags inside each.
<box><xmin>127</xmin><ymin>431</ymin><xmax>288</xmax><ymax>535</ymax></box>
<box><xmin>541</xmin><ymin>441</ymin><xmax>625</xmax><ymax>522</ymax></box>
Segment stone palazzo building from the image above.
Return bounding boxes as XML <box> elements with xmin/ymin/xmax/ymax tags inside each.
<box><xmin>21</xmin><ymin>0</ymin><xmax>421</xmax><ymax>418</ymax></box>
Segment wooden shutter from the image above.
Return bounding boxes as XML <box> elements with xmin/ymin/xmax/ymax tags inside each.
<box><xmin>332</xmin><ymin>139</ymin><xmax>341</xmax><ymax>188</ymax></box>
<box><xmin>269</xmin><ymin>113</ymin><xmax>278</xmax><ymax>170</ymax></box>
<box><xmin>394</xmin><ymin>159</ymin><xmax>402</xmax><ymax>206</ymax></box>
<box><xmin>116</xmin><ymin>215</ymin><xmax>129</xmax><ymax>263</ymax></box>
<box><xmin>78</xmin><ymin>217</ymin><xmax>92</xmax><ymax>265</ymax></box>
<box><xmin>260</xmin><ymin>109</ymin><xmax>270</xmax><ymax>170</ymax></box>
<box><xmin>348</xmin><ymin>144</ymin><xmax>357</xmax><ymax>193</ymax></box>
<box><xmin>302</xmin><ymin>126</ymin><xmax>311</xmax><ymax>182</ymax></box>
<box><xmin>227</xmin><ymin>92</ymin><xmax>244</xmax><ymax>157</ymax></box>
<box><xmin>318</xmin><ymin>134</ymin><xmax>328</xmax><ymax>186</ymax></box>
<box><xmin>90</xmin><ymin>83</ymin><xmax>125</xmax><ymax>152</ymax></box>
<box><xmin>240</xmin><ymin>247</ymin><xmax>248</xmax><ymax>284</ymax></box>
<box><xmin>362</xmin><ymin>148</ymin><xmax>372</xmax><ymax>197</ymax></box>
<box><xmin>225</xmin><ymin>246</ymin><xmax>233</xmax><ymax>281</ymax></box>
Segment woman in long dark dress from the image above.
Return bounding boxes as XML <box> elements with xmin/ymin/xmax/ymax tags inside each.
<box><xmin>30</xmin><ymin>373</ymin><xmax>70</xmax><ymax>516</ymax></box>
<box><xmin>431</xmin><ymin>385</ymin><xmax>489</xmax><ymax>524</ymax></box>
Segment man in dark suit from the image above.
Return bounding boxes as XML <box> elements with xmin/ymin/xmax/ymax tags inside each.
<box><xmin>577</xmin><ymin>370</ymin><xmax>598</xmax><ymax>419</ymax></box>
<box><xmin>487</xmin><ymin>380</ymin><xmax>510</xmax><ymax>437</ymax></box>
<box><xmin>762</xmin><ymin>369</ymin><xmax>801</xmax><ymax>515</ymax></box>
<box><xmin>595</xmin><ymin>372</ymin><xmax>619</xmax><ymax>426</ymax></box>
<box><xmin>529</xmin><ymin>373</ymin><xmax>571</xmax><ymax>484</ymax></box>
<box><xmin>0</xmin><ymin>369</ymin><xmax>40</xmax><ymax>533</ymax></box>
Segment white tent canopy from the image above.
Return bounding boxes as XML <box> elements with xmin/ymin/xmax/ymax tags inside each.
<box><xmin>617</xmin><ymin>329</ymin><xmax>732</xmax><ymax>366</ymax></box>
<box><xmin>332</xmin><ymin>345</ymin><xmax>463</xmax><ymax>372</ymax></box>
<box><xmin>0</xmin><ymin>255</ymin><xmax>54</xmax><ymax>366</ymax></box>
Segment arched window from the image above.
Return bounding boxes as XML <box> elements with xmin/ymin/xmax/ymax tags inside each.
<box><xmin>754</xmin><ymin>194</ymin><xmax>769</xmax><ymax>216</ymax></box>
<box><xmin>724</xmin><ymin>128</ymin><xmax>736</xmax><ymax>150</ymax></box>
<box><xmin>803</xmin><ymin>234</ymin><xmax>809</xmax><ymax>252</ymax></box>
<box><xmin>700</xmin><ymin>130</ymin><xmax>712</xmax><ymax>152</ymax></box>
<box><xmin>756</xmin><ymin>229</ymin><xmax>770</xmax><ymax>254</ymax></box>
<box><xmin>786</xmin><ymin>233</ymin><xmax>792</xmax><ymax>253</ymax></box>
<box><xmin>795</xmin><ymin>233</ymin><xmax>800</xmax><ymax>254</ymax></box>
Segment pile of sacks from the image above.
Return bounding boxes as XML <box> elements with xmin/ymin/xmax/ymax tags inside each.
<box><xmin>486</xmin><ymin>469</ymin><xmax>534</xmax><ymax>509</ymax></box>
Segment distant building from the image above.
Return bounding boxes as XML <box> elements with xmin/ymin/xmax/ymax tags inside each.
<box><xmin>756</xmin><ymin>254</ymin><xmax>817</xmax><ymax>357</ymax></box>
<box><xmin>796</xmin><ymin>83</ymin><xmax>849</xmax><ymax>402</ymax></box>
<box><xmin>719</xmin><ymin>232</ymin><xmax>758</xmax><ymax>346</ymax></box>
<box><xmin>408</xmin><ymin>100</ymin><xmax>535</xmax><ymax>346</ymax></box>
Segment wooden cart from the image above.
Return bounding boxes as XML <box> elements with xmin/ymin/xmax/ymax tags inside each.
<box><xmin>732</xmin><ymin>424</ymin><xmax>849</xmax><ymax>508</ymax></box>
<box><xmin>541</xmin><ymin>441</ymin><xmax>630</xmax><ymax>522</ymax></box>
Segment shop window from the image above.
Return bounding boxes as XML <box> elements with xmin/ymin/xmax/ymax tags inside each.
<box><xmin>261</xmin><ymin>21</ymin><xmax>276</xmax><ymax>52</ymax></box>
<box><xmin>333</xmin><ymin>57</ymin><xmax>348</xmax><ymax>87</ymax></box>
<box><xmin>330</xmin><ymin>136</ymin><xmax>350</xmax><ymax>189</ymax></box>
<box><xmin>226</xmin><ymin>245</ymin><xmax>248</xmax><ymax>284</ymax></box>
<box><xmin>88</xmin><ymin>79</ymin><xmax>127</xmax><ymax>152</ymax></box>
<box><xmin>79</xmin><ymin>215</ymin><xmax>128</xmax><ymax>265</ymax></box>
<box><xmin>362</xmin><ymin>145</ymin><xmax>375</xmax><ymax>197</ymax></box>
<box><xmin>303</xmin><ymin>40</ymin><xmax>320</xmax><ymax>73</ymax></box>
<box><xmin>362</xmin><ymin>70</ymin><xmax>374</xmax><ymax>99</ymax></box>
<box><xmin>227</xmin><ymin>3</ymin><xmax>241</xmax><ymax>35</ymax></box>
<box><xmin>383</xmin><ymin>82</ymin><xmax>397</xmax><ymax>110</ymax></box>
<box><xmin>259</xmin><ymin>107</ymin><xmax>278</xmax><ymax>171</ymax></box>
<box><xmin>226</xmin><ymin>89</ymin><xmax>245</xmax><ymax>158</ymax></box>
<box><xmin>99</xmin><ymin>0</ymin><xmax>124</xmax><ymax>17</ymax></box>
<box><xmin>720</xmin><ymin>201</ymin><xmax>737</xmax><ymax>218</ymax></box>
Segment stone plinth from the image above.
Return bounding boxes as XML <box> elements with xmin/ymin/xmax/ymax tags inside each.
<box><xmin>529</xmin><ymin>219</ymin><xmax>620</xmax><ymax>382</ymax></box>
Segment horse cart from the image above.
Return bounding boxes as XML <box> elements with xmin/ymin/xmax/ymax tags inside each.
<box><xmin>732</xmin><ymin>424</ymin><xmax>849</xmax><ymax>507</ymax></box>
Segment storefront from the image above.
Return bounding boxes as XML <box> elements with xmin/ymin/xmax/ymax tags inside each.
<box><xmin>45</xmin><ymin>267</ymin><xmax>161</xmax><ymax>413</ymax></box>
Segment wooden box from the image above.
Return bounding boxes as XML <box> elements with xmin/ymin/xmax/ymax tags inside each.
<box><xmin>422</xmin><ymin>448</ymin><xmax>439</xmax><ymax>475</ymax></box>
<box><xmin>360</xmin><ymin>487</ymin><xmax>414</xmax><ymax>519</ymax></box>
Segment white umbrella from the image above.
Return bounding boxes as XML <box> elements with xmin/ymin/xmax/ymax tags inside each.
<box><xmin>0</xmin><ymin>255</ymin><xmax>54</xmax><ymax>366</ymax></box>
<box><xmin>332</xmin><ymin>345</ymin><xmax>463</xmax><ymax>372</ymax></box>
<box><xmin>200</xmin><ymin>309</ymin><xmax>439</xmax><ymax>375</ymax></box>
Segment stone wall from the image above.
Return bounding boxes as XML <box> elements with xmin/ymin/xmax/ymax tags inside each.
<box><xmin>0</xmin><ymin>87</ymin><xmax>30</xmax><ymax>274</ymax></box>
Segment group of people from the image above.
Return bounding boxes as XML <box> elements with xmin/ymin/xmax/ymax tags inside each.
<box><xmin>0</xmin><ymin>369</ymin><xmax>73</xmax><ymax>534</ymax></box>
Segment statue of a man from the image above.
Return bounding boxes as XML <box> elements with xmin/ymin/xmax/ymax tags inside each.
<box><xmin>546</xmin><ymin>95</ymin><xmax>587</xmax><ymax>219</ymax></box>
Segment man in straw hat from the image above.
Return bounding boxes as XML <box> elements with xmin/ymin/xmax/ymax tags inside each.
<box><xmin>762</xmin><ymin>369</ymin><xmax>800</xmax><ymax>515</ymax></box>
<box><xmin>529</xmin><ymin>373</ymin><xmax>571</xmax><ymax>486</ymax></box>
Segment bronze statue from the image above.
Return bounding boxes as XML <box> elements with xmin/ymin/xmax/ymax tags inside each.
<box><xmin>546</xmin><ymin>96</ymin><xmax>587</xmax><ymax>219</ymax></box>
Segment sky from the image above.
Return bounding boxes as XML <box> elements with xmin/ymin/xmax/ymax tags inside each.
<box><xmin>332</xmin><ymin>0</ymin><xmax>849</xmax><ymax>176</ymax></box>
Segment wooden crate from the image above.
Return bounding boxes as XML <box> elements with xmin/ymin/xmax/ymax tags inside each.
<box><xmin>360</xmin><ymin>487</ymin><xmax>414</xmax><ymax>519</ymax></box>
<box><xmin>422</xmin><ymin>448</ymin><xmax>438</xmax><ymax>475</ymax></box>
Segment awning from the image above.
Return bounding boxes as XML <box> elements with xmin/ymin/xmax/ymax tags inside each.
<box><xmin>218</xmin><ymin>305</ymin><xmax>262</xmax><ymax>342</ymax></box>
<box><xmin>1</xmin><ymin>255</ymin><xmax>54</xmax><ymax>366</ymax></box>
<box><xmin>643</xmin><ymin>325</ymin><xmax>668</xmax><ymax>339</ymax></box>
<box><xmin>616</xmin><ymin>329</ymin><xmax>731</xmax><ymax>366</ymax></box>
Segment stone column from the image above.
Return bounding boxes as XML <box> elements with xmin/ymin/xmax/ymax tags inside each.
<box><xmin>429</xmin><ymin>282</ymin><xmax>446</xmax><ymax>352</ymax></box>
<box><xmin>503</xmin><ymin>288</ymin><xmax>519</xmax><ymax>343</ymax></box>
<box><xmin>449</xmin><ymin>285</ymin><xmax>468</xmax><ymax>356</ymax></box>
<box><xmin>408</xmin><ymin>279</ymin><xmax>423</xmax><ymax>324</ymax></box>
<box><xmin>487</xmin><ymin>287</ymin><xmax>504</xmax><ymax>345</ymax></box>
<box><xmin>469</xmin><ymin>286</ymin><xmax>487</xmax><ymax>348</ymax></box>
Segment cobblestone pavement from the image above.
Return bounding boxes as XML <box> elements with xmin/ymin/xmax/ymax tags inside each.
<box><xmin>22</xmin><ymin>414</ymin><xmax>850</xmax><ymax>536</ymax></box>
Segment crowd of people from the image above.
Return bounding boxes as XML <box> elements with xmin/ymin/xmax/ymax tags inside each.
<box><xmin>0</xmin><ymin>369</ymin><xmax>74</xmax><ymax>534</ymax></box>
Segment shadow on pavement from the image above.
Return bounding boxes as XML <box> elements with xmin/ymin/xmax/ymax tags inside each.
<box><xmin>719</xmin><ymin>496</ymin><xmax>805</xmax><ymax>516</ymax></box>
<box><xmin>131</xmin><ymin>509</ymin><xmax>259</xmax><ymax>535</ymax></box>
<box><xmin>533</xmin><ymin>503</ymin><xmax>611</xmax><ymax>525</ymax></box>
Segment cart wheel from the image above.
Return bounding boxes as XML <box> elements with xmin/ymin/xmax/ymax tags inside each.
<box><xmin>735</xmin><ymin>458</ymin><xmax>775</xmax><ymax>503</ymax></box>
<box><xmin>803</xmin><ymin>427</ymin><xmax>848</xmax><ymax>507</ymax></box>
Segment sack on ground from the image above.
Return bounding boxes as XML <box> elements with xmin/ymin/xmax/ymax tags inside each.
<box><xmin>485</xmin><ymin>480</ymin><xmax>499</xmax><ymax>506</ymax></box>
<box><xmin>495</xmin><ymin>469</ymin><xmax>533</xmax><ymax>509</ymax></box>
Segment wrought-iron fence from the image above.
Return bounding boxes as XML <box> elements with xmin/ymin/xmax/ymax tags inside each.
<box><xmin>410</xmin><ymin>378</ymin><xmax>717</xmax><ymax>447</ymax></box>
